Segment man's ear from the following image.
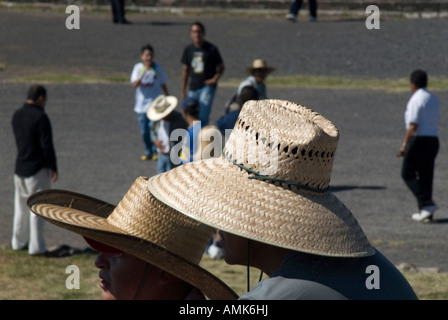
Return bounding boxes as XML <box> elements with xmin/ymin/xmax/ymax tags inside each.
<box><xmin>36</xmin><ymin>95</ymin><xmax>46</xmax><ymax>107</ymax></box>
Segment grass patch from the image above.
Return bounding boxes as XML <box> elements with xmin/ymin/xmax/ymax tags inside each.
<box><xmin>1</xmin><ymin>246</ymin><xmax>447</xmax><ymax>300</ymax></box>
<box><xmin>10</xmin><ymin>73</ymin><xmax>129</xmax><ymax>84</ymax></box>
<box><xmin>221</xmin><ymin>75</ymin><xmax>448</xmax><ymax>92</ymax></box>
<box><xmin>0</xmin><ymin>247</ymin><xmax>99</xmax><ymax>300</ymax></box>
<box><xmin>6</xmin><ymin>72</ymin><xmax>448</xmax><ymax>92</ymax></box>
<box><xmin>248</xmin><ymin>75</ymin><xmax>448</xmax><ymax>92</ymax></box>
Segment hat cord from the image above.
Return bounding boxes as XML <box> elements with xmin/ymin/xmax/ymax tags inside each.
<box><xmin>222</xmin><ymin>151</ymin><xmax>329</xmax><ymax>193</ymax></box>
<box><xmin>246</xmin><ymin>239</ymin><xmax>265</xmax><ymax>293</ymax></box>
<box><xmin>133</xmin><ymin>263</ymin><xmax>152</xmax><ymax>300</ymax></box>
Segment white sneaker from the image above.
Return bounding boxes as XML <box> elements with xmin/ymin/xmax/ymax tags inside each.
<box><xmin>285</xmin><ymin>14</ymin><xmax>297</xmax><ymax>22</ymax></box>
<box><xmin>412</xmin><ymin>205</ymin><xmax>437</xmax><ymax>222</ymax></box>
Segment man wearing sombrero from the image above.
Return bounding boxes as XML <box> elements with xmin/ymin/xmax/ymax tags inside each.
<box><xmin>28</xmin><ymin>176</ymin><xmax>237</xmax><ymax>300</ymax></box>
<box><xmin>149</xmin><ymin>99</ymin><xmax>418</xmax><ymax>300</ymax></box>
<box><xmin>237</xmin><ymin>59</ymin><xmax>274</xmax><ymax>100</ymax></box>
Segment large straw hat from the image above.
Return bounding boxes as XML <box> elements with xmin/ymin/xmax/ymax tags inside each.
<box><xmin>27</xmin><ymin>176</ymin><xmax>238</xmax><ymax>300</ymax></box>
<box><xmin>148</xmin><ymin>100</ymin><xmax>375</xmax><ymax>258</ymax></box>
<box><xmin>147</xmin><ymin>95</ymin><xmax>178</xmax><ymax>121</ymax></box>
<box><xmin>246</xmin><ymin>59</ymin><xmax>275</xmax><ymax>75</ymax></box>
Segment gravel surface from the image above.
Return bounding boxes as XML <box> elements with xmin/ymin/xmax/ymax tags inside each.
<box><xmin>0</xmin><ymin>9</ymin><xmax>447</xmax><ymax>271</ymax></box>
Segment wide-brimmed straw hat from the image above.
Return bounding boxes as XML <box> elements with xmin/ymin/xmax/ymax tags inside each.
<box><xmin>148</xmin><ymin>99</ymin><xmax>375</xmax><ymax>258</ymax></box>
<box><xmin>147</xmin><ymin>95</ymin><xmax>178</xmax><ymax>121</ymax></box>
<box><xmin>246</xmin><ymin>59</ymin><xmax>275</xmax><ymax>75</ymax></box>
<box><xmin>27</xmin><ymin>176</ymin><xmax>238</xmax><ymax>300</ymax></box>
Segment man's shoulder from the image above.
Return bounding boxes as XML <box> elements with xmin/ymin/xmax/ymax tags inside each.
<box><xmin>239</xmin><ymin>277</ymin><xmax>347</xmax><ymax>300</ymax></box>
<box><xmin>410</xmin><ymin>88</ymin><xmax>438</xmax><ymax>106</ymax></box>
<box><xmin>203</xmin><ymin>40</ymin><xmax>220</xmax><ymax>52</ymax></box>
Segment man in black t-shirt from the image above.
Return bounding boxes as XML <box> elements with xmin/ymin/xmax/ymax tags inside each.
<box><xmin>181</xmin><ymin>21</ymin><xmax>224</xmax><ymax>126</ymax></box>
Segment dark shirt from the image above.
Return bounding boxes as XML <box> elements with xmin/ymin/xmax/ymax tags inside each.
<box><xmin>12</xmin><ymin>103</ymin><xmax>57</xmax><ymax>177</ymax></box>
<box><xmin>181</xmin><ymin>41</ymin><xmax>223</xmax><ymax>91</ymax></box>
<box><xmin>216</xmin><ymin>110</ymin><xmax>241</xmax><ymax>134</ymax></box>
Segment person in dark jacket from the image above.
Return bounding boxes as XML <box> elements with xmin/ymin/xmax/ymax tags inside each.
<box><xmin>11</xmin><ymin>84</ymin><xmax>58</xmax><ymax>255</ymax></box>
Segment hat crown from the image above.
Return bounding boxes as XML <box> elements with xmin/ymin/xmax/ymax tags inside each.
<box><xmin>223</xmin><ymin>100</ymin><xmax>339</xmax><ymax>191</ymax></box>
<box><xmin>252</xmin><ymin>59</ymin><xmax>268</xmax><ymax>69</ymax></box>
<box><xmin>154</xmin><ymin>96</ymin><xmax>170</xmax><ymax>112</ymax></box>
<box><xmin>106</xmin><ymin>177</ymin><xmax>213</xmax><ymax>264</ymax></box>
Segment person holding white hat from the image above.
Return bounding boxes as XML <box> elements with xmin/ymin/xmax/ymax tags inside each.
<box><xmin>149</xmin><ymin>99</ymin><xmax>418</xmax><ymax>300</ymax></box>
<box><xmin>131</xmin><ymin>44</ymin><xmax>169</xmax><ymax>161</ymax></box>
<box><xmin>147</xmin><ymin>95</ymin><xmax>188</xmax><ymax>174</ymax></box>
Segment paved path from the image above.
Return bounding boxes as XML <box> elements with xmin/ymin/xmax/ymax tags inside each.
<box><xmin>0</xmin><ymin>9</ymin><xmax>447</xmax><ymax>271</ymax></box>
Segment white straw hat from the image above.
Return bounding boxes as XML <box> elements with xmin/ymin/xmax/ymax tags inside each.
<box><xmin>148</xmin><ymin>99</ymin><xmax>375</xmax><ymax>258</ymax></box>
<box><xmin>147</xmin><ymin>95</ymin><xmax>178</xmax><ymax>121</ymax></box>
<box><xmin>28</xmin><ymin>176</ymin><xmax>238</xmax><ymax>300</ymax></box>
<box><xmin>246</xmin><ymin>59</ymin><xmax>275</xmax><ymax>75</ymax></box>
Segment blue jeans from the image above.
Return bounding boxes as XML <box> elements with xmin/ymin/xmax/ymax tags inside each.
<box><xmin>188</xmin><ymin>85</ymin><xmax>216</xmax><ymax>126</ymax></box>
<box><xmin>138</xmin><ymin>112</ymin><xmax>155</xmax><ymax>156</ymax></box>
<box><xmin>157</xmin><ymin>153</ymin><xmax>172</xmax><ymax>174</ymax></box>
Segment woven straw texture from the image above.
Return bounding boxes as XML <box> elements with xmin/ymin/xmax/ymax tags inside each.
<box><xmin>149</xmin><ymin>100</ymin><xmax>374</xmax><ymax>258</ymax></box>
<box><xmin>28</xmin><ymin>176</ymin><xmax>238</xmax><ymax>300</ymax></box>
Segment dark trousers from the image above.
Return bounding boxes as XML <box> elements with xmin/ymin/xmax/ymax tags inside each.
<box><xmin>110</xmin><ymin>0</ymin><xmax>125</xmax><ymax>23</ymax></box>
<box><xmin>401</xmin><ymin>136</ymin><xmax>439</xmax><ymax>210</ymax></box>
<box><xmin>289</xmin><ymin>0</ymin><xmax>318</xmax><ymax>17</ymax></box>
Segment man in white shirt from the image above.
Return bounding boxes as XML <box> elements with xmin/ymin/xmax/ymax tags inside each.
<box><xmin>397</xmin><ymin>70</ymin><xmax>440</xmax><ymax>222</ymax></box>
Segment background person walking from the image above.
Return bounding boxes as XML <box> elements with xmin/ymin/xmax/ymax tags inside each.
<box><xmin>181</xmin><ymin>21</ymin><xmax>224</xmax><ymax>126</ymax></box>
<box><xmin>397</xmin><ymin>70</ymin><xmax>440</xmax><ymax>222</ymax></box>
<box><xmin>11</xmin><ymin>84</ymin><xmax>58</xmax><ymax>255</ymax></box>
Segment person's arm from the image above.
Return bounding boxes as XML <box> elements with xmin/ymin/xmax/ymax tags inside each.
<box><xmin>132</xmin><ymin>65</ymin><xmax>149</xmax><ymax>88</ymax></box>
<box><xmin>397</xmin><ymin>123</ymin><xmax>418</xmax><ymax>157</ymax></box>
<box><xmin>205</xmin><ymin>62</ymin><xmax>225</xmax><ymax>87</ymax></box>
<box><xmin>181</xmin><ymin>64</ymin><xmax>189</xmax><ymax>100</ymax></box>
<box><xmin>38</xmin><ymin>114</ymin><xmax>58</xmax><ymax>181</ymax></box>
<box><xmin>161</xmin><ymin>84</ymin><xmax>169</xmax><ymax>96</ymax></box>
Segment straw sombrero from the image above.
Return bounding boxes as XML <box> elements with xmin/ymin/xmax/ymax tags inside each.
<box><xmin>148</xmin><ymin>100</ymin><xmax>375</xmax><ymax>258</ymax></box>
<box><xmin>246</xmin><ymin>59</ymin><xmax>275</xmax><ymax>75</ymax></box>
<box><xmin>27</xmin><ymin>176</ymin><xmax>238</xmax><ymax>300</ymax></box>
<box><xmin>147</xmin><ymin>95</ymin><xmax>178</xmax><ymax>121</ymax></box>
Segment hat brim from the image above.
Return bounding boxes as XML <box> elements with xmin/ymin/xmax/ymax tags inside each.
<box><xmin>27</xmin><ymin>189</ymin><xmax>238</xmax><ymax>300</ymax></box>
<box><xmin>147</xmin><ymin>96</ymin><xmax>178</xmax><ymax>121</ymax></box>
<box><xmin>148</xmin><ymin>156</ymin><xmax>375</xmax><ymax>258</ymax></box>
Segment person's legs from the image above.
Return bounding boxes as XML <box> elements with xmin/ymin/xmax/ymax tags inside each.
<box><xmin>286</xmin><ymin>0</ymin><xmax>303</xmax><ymax>21</ymax></box>
<box><xmin>138</xmin><ymin>113</ymin><xmax>154</xmax><ymax>159</ymax></box>
<box><xmin>12</xmin><ymin>169</ymin><xmax>50</xmax><ymax>254</ymax></box>
<box><xmin>110</xmin><ymin>0</ymin><xmax>120</xmax><ymax>23</ymax></box>
<box><xmin>28</xmin><ymin>169</ymin><xmax>51</xmax><ymax>255</ymax></box>
<box><xmin>157</xmin><ymin>154</ymin><xmax>171</xmax><ymax>174</ymax></box>
<box><xmin>290</xmin><ymin>0</ymin><xmax>303</xmax><ymax>15</ymax></box>
<box><xmin>309</xmin><ymin>0</ymin><xmax>317</xmax><ymax>20</ymax></box>
<box><xmin>401</xmin><ymin>141</ymin><xmax>425</xmax><ymax>210</ymax></box>
<box><xmin>416</xmin><ymin>137</ymin><xmax>439</xmax><ymax>209</ymax></box>
<box><xmin>197</xmin><ymin>86</ymin><xmax>216</xmax><ymax>126</ymax></box>
<box><xmin>12</xmin><ymin>175</ymin><xmax>30</xmax><ymax>251</ymax></box>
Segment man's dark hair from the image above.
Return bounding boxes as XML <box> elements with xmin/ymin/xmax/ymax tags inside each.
<box><xmin>238</xmin><ymin>86</ymin><xmax>259</xmax><ymax>106</ymax></box>
<box><xmin>141</xmin><ymin>44</ymin><xmax>154</xmax><ymax>54</ymax></box>
<box><xmin>182</xmin><ymin>98</ymin><xmax>200</xmax><ymax>118</ymax></box>
<box><xmin>410</xmin><ymin>70</ymin><xmax>428</xmax><ymax>89</ymax></box>
<box><xmin>191</xmin><ymin>21</ymin><xmax>205</xmax><ymax>33</ymax></box>
<box><xmin>27</xmin><ymin>84</ymin><xmax>47</xmax><ymax>102</ymax></box>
